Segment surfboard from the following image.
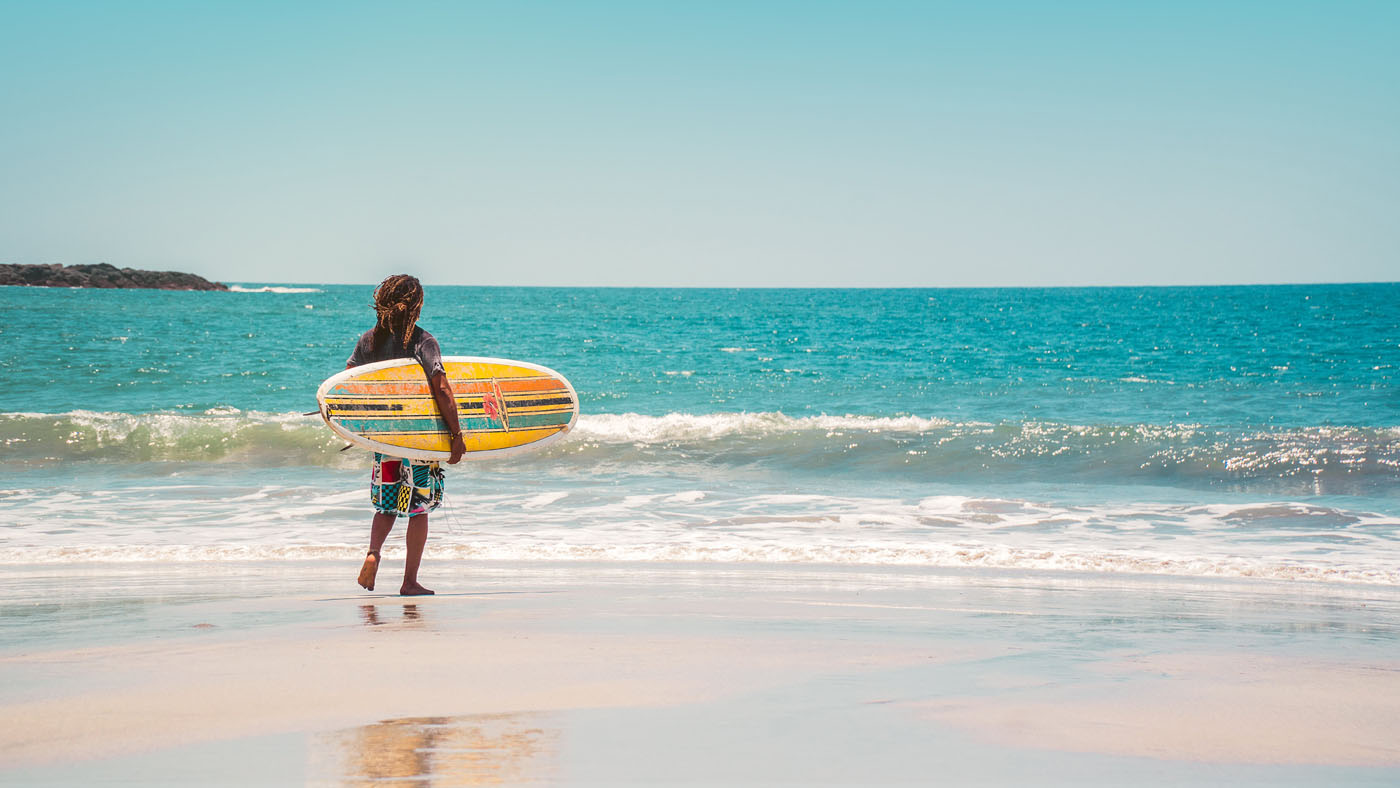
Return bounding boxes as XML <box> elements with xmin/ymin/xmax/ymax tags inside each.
<box><xmin>316</xmin><ymin>356</ymin><xmax>579</xmax><ymax>461</ymax></box>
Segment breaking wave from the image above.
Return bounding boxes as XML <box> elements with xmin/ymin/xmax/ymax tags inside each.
<box><xmin>2</xmin><ymin>410</ymin><xmax>1398</xmax><ymax>495</ymax></box>
<box><xmin>227</xmin><ymin>285</ymin><xmax>323</xmax><ymax>293</ymax></box>
<box><xmin>0</xmin><ymin>409</ymin><xmax>351</xmax><ymax>466</ymax></box>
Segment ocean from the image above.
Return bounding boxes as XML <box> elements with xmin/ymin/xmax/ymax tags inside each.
<box><xmin>2</xmin><ymin>283</ymin><xmax>1397</xmax><ymax>584</ymax></box>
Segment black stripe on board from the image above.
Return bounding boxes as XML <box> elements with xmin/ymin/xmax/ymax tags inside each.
<box><xmin>503</xmin><ymin>396</ymin><xmax>574</xmax><ymax>408</ymax></box>
<box><xmin>327</xmin><ymin>403</ymin><xmax>404</xmax><ymax>412</ymax></box>
<box><xmin>453</xmin><ymin>396</ymin><xmax>574</xmax><ymax>411</ymax></box>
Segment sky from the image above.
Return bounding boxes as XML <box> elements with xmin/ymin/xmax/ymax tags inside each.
<box><xmin>0</xmin><ymin>1</ymin><xmax>1396</xmax><ymax>287</ymax></box>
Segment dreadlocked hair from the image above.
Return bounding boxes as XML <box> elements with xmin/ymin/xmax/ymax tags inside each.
<box><xmin>371</xmin><ymin>274</ymin><xmax>425</xmax><ymax>352</ymax></box>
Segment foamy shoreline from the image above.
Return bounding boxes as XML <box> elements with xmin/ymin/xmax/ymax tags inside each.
<box><xmin>6</xmin><ymin>545</ymin><xmax>1399</xmax><ymax>586</ymax></box>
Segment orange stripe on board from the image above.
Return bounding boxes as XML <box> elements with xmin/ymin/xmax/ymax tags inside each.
<box><xmin>333</xmin><ymin>378</ymin><xmax>564</xmax><ymax>397</ymax></box>
<box><xmin>332</xmin><ymin>382</ymin><xmax>430</xmax><ymax>396</ymax></box>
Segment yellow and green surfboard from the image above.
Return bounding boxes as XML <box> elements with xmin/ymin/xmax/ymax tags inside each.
<box><xmin>317</xmin><ymin>356</ymin><xmax>579</xmax><ymax>461</ymax></box>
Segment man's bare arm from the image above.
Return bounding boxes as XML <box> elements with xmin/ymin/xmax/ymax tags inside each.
<box><xmin>428</xmin><ymin>371</ymin><xmax>466</xmax><ymax>464</ymax></box>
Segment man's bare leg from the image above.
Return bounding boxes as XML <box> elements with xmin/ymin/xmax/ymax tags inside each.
<box><xmin>401</xmin><ymin>513</ymin><xmax>433</xmax><ymax>596</ymax></box>
<box><xmin>358</xmin><ymin>512</ymin><xmax>396</xmax><ymax>591</ymax></box>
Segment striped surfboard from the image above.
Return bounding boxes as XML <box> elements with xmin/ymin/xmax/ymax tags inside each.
<box><xmin>316</xmin><ymin>356</ymin><xmax>579</xmax><ymax>461</ymax></box>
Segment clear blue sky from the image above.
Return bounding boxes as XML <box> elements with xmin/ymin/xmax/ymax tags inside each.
<box><xmin>1</xmin><ymin>1</ymin><xmax>1396</xmax><ymax>286</ymax></box>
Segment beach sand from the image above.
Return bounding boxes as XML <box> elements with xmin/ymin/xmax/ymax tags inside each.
<box><xmin>1</xmin><ymin>561</ymin><xmax>1398</xmax><ymax>785</ymax></box>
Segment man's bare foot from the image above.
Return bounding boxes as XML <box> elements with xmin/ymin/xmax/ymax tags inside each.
<box><xmin>357</xmin><ymin>551</ymin><xmax>380</xmax><ymax>591</ymax></box>
<box><xmin>400</xmin><ymin>581</ymin><xmax>434</xmax><ymax>596</ymax></box>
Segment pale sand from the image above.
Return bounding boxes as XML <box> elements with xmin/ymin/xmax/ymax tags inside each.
<box><xmin>1</xmin><ymin>561</ymin><xmax>995</xmax><ymax>771</ymax></box>
<box><xmin>0</xmin><ymin>620</ymin><xmax>957</xmax><ymax>767</ymax></box>
<box><xmin>919</xmin><ymin>653</ymin><xmax>1400</xmax><ymax>767</ymax></box>
<box><xmin>2</xmin><ymin>561</ymin><xmax>1398</xmax><ymax>783</ymax></box>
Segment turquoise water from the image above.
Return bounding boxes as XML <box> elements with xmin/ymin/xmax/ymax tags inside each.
<box><xmin>1</xmin><ymin>283</ymin><xmax>1397</xmax><ymax>582</ymax></box>
<box><xmin>6</xmin><ymin>284</ymin><xmax>1397</xmax><ymax>424</ymax></box>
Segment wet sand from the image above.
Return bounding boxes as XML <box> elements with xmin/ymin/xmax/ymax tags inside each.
<box><xmin>1</xmin><ymin>561</ymin><xmax>1398</xmax><ymax>785</ymax></box>
<box><xmin>919</xmin><ymin>654</ymin><xmax>1400</xmax><ymax>767</ymax></box>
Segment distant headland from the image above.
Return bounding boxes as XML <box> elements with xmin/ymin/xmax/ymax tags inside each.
<box><xmin>0</xmin><ymin>263</ymin><xmax>228</xmax><ymax>291</ymax></box>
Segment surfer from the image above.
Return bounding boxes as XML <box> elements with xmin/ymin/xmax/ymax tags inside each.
<box><xmin>347</xmin><ymin>274</ymin><xmax>466</xmax><ymax>596</ymax></box>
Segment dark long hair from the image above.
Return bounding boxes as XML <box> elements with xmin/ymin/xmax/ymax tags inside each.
<box><xmin>371</xmin><ymin>274</ymin><xmax>424</xmax><ymax>352</ymax></box>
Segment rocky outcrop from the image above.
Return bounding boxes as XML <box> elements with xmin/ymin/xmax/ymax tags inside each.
<box><xmin>0</xmin><ymin>263</ymin><xmax>228</xmax><ymax>291</ymax></box>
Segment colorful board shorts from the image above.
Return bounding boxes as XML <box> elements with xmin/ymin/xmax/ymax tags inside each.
<box><xmin>370</xmin><ymin>453</ymin><xmax>444</xmax><ymax>516</ymax></box>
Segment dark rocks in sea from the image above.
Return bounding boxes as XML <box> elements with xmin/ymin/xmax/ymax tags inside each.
<box><xmin>0</xmin><ymin>263</ymin><xmax>228</xmax><ymax>291</ymax></box>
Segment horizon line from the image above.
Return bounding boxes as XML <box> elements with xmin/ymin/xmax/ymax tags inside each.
<box><xmin>219</xmin><ymin>280</ymin><xmax>1400</xmax><ymax>290</ymax></box>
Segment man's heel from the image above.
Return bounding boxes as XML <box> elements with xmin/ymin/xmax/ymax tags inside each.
<box><xmin>357</xmin><ymin>550</ymin><xmax>381</xmax><ymax>591</ymax></box>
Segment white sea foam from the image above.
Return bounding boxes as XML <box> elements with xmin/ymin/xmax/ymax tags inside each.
<box><xmin>228</xmin><ymin>285</ymin><xmax>323</xmax><ymax>293</ymax></box>
<box><xmin>9</xmin><ymin>542</ymin><xmax>1397</xmax><ymax>586</ymax></box>
<box><xmin>668</xmin><ymin>490</ymin><xmax>706</xmax><ymax>503</ymax></box>
<box><xmin>4</xmin><ymin>479</ymin><xmax>1397</xmax><ymax>585</ymax></box>
<box><xmin>573</xmin><ymin>412</ymin><xmax>956</xmax><ymax>443</ymax></box>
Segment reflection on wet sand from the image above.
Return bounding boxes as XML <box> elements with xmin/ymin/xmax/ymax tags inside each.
<box><xmin>360</xmin><ymin>603</ymin><xmax>425</xmax><ymax>628</ymax></box>
<box><xmin>311</xmin><ymin>713</ymin><xmax>559</xmax><ymax>786</ymax></box>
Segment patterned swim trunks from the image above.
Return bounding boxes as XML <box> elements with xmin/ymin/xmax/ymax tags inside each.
<box><xmin>370</xmin><ymin>452</ymin><xmax>444</xmax><ymax>516</ymax></box>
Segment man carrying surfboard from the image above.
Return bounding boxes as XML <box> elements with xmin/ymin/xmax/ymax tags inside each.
<box><xmin>347</xmin><ymin>274</ymin><xmax>465</xmax><ymax>596</ymax></box>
